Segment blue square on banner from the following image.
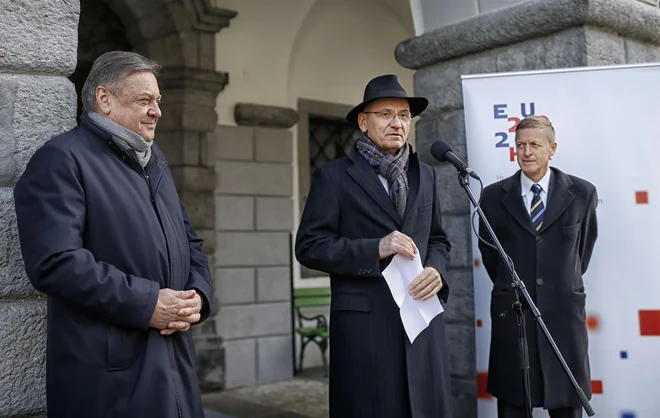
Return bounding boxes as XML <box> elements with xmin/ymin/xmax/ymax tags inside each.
<box><xmin>621</xmin><ymin>412</ymin><xmax>635</xmax><ymax>418</ymax></box>
<box><xmin>620</xmin><ymin>351</ymin><xmax>628</xmax><ymax>359</ymax></box>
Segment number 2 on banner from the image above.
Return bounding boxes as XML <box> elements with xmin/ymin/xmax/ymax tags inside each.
<box><xmin>495</xmin><ymin>132</ymin><xmax>508</xmax><ymax>148</ymax></box>
<box><xmin>508</xmin><ymin>117</ymin><xmax>520</xmax><ymax>132</ymax></box>
<box><xmin>495</xmin><ymin>117</ymin><xmax>521</xmax><ymax>148</ymax></box>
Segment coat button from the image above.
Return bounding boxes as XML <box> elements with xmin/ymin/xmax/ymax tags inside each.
<box><xmin>536</xmin><ymin>236</ymin><xmax>543</xmax><ymax>243</ymax></box>
<box><xmin>536</xmin><ymin>278</ymin><xmax>544</xmax><ymax>285</ymax></box>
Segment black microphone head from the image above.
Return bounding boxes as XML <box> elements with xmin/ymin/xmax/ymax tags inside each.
<box><xmin>430</xmin><ymin>141</ymin><xmax>453</xmax><ymax>162</ymax></box>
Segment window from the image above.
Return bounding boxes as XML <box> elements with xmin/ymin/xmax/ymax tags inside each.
<box><xmin>297</xmin><ymin>100</ymin><xmax>360</xmax><ymax>279</ymax></box>
<box><xmin>308</xmin><ymin>115</ymin><xmax>361</xmax><ymax>174</ymax></box>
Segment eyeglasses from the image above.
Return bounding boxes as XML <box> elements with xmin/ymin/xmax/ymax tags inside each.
<box><xmin>363</xmin><ymin>109</ymin><xmax>412</xmax><ymax>123</ymax></box>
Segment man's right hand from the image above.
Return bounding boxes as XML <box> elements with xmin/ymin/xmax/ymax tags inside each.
<box><xmin>149</xmin><ymin>289</ymin><xmax>201</xmax><ymax>331</ymax></box>
<box><xmin>379</xmin><ymin>231</ymin><xmax>417</xmax><ymax>260</ymax></box>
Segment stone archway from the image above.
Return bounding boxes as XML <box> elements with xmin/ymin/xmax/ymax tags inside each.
<box><xmin>74</xmin><ymin>0</ymin><xmax>238</xmax><ymax>391</ymax></box>
<box><xmin>69</xmin><ymin>0</ymin><xmax>131</xmax><ymax>123</ymax></box>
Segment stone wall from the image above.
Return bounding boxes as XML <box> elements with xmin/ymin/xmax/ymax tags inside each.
<box><xmin>212</xmin><ymin>103</ymin><xmax>298</xmax><ymax>388</ymax></box>
<box><xmin>396</xmin><ymin>0</ymin><xmax>660</xmax><ymax>416</ymax></box>
<box><xmin>0</xmin><ymin>0</ymin><xmax>80</xmax><ymax>415</ymax></box>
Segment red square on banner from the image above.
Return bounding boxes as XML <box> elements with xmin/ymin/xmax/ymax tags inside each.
<box><xmin>639</xmin><ymin>310</ymin><xmax>660</xmax><ymax>336</ymax></box>
<box><xmin>591</xmin><ymin>380</ymin><xmax>603</xmax><ymax>394</ymax></box>
<box><xmin>586</xmin><ymin>314</ymin><xmax>600</xmax><ymax>331</ymax></box>
<box><xmin>636</xmin><ymin>191</ymin><xmax>649</xmax><ymax>204</ymax></box>
<box><xmin>476</xmin><ymin>320</ymin><xmax>483</xmax><ymax>328</ymax></box>
<box><xmin>477</xmin><ymin>372</ymin><xmax>492</xmax><ymax>399</ymax></box>
<box><xmin>474</xmin><ymin>259</ymin><xmax>481</xmax><ymax>268</ymax></box>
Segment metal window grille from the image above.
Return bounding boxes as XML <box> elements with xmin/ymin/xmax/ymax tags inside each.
<box><xmin>308</xmin><ymin>115</ymin><xmax>361</xmax><ymax>174</ymax></box>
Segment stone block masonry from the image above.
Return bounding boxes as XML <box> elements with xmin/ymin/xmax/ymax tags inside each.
<box><xmin>213</xmin><ymin>103</ymin><xmax>297</xmax><ymax>388</ymax></box>
<box><xmin>0</xmin><ymin>0</ymin><xmax>80</xmax><ymax>415</ymax></box>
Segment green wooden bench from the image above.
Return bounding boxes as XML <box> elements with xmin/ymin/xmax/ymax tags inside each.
<box><xmin>293</xmin><ymin>287</ymin><xmax>331</xmax><ymax>377</ymax></box>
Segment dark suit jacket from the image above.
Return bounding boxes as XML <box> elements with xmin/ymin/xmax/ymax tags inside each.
<box><xmin>295</xmin><ymin>145</ymin><xmax>452</xmax><ymax>418</ymax></box>
<box><xmin>478</xmin><ymin>167</ymin><xmax>598</xmax><ymax>409</ymax></box>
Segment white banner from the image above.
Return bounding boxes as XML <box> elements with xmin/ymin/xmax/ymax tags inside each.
<box><xmin>463</xmin><ymin>63</ymin><xmax>660</xmax><ymax>418</ymax></box>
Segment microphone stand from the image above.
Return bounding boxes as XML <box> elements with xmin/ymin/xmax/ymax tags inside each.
<box><xmin>455</xmin><ymin>171</ymin><xmax>595</xmax><ymax>417</ymax></box>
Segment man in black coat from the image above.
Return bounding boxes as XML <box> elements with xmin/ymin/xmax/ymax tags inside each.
<box><xmin>478</xmin><ymin>115</ymin><xmax>599</xmax><ymax>418</ymax></box>
<box><xmin>13</xmin><ymin>51</ymin><xmax>213</xmax><ymax>418</ymax></box>
<box><xmin>295</xmin><ymin>74</ymin><xmax>453</xmax><ymax>418</ymax></box>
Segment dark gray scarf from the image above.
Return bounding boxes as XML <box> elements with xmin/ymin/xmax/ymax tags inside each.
<box><xmin>356</xmin><ymin>134</ymin><xmax>410</xmax><ymax>217</ymax></box>
<box><xmin>88</xmin><ymin>111</ymin><xmax>152</xmax><ymax>168</ymax></box>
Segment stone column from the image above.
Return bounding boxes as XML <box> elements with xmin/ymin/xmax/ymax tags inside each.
<box><xmin>212</xmin><ymin>103</ymin><xmax>298</xmax><ymax>388</ymax></box>
<box><xmin>0</xmin><ymin>0</ymin><xmax>79</xmax><ymax>416</ymax></box>
<box><xmin>155</xmin><ymin>66</ymin><xmax>229</xmax><ymax>391</ymax></box>
<box><xmin>395</xmin><ymin>0</ymin><xmax>660</xmax><ymax>416</ymax></box>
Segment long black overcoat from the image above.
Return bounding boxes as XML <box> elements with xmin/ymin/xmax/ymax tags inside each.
<box><xmin>296</xmin><ymin>145</ymin><xmax>453</xmax><ymax>418</ymax></box>
<box><xmin>478</xmin><ymin>168</ymin><xmax>598</xmax><ymax>408</ymax></box>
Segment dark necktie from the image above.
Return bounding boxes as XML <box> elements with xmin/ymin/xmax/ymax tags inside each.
<box><xmin>530</xmin><ymin>183</ymin><xmax>545</xmax><ymax>232</ymax></box>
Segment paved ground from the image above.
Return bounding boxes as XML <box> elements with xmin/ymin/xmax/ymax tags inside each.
<box><xmin>202</xmin><ymin>368</ymin><xmax>329</xmax><ymax>418</ymax></box>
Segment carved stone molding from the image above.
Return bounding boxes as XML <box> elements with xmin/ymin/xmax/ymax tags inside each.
<box><xmin>184</xmin><ymin>0</ymin><xmax>237</xmax><ymax>33</ymax></box>
<box><xmin>234</xmin><ymin>103</ymin><xmax>299</xmax><ymax>128</ymax></box>
<box><xmin>396</xmin><ymin>0</ymin><xmax>660</xmax><ymax>69</ymax></box>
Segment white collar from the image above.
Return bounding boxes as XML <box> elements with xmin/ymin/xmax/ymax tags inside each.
<box><xmin>520</xmin><ymin>168</ymin><xmax>552</xmax><ymax>196</ymax></box>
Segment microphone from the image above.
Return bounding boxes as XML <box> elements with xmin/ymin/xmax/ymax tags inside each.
<box><xmin>430</xmin><ymin>141</ymin><xmax>481</xmax><ymax>180</ymax></box>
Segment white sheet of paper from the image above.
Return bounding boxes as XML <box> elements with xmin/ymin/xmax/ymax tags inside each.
<box><xmin>393</xmin><ymin>251</ymin><xmax>425</xmax><ymax>287</ymax></box>
<box><xmin>400</xmin><ymin>295</ymin><xmax>428</xmax><ymax>343</ymax></box>
<box><xmin>382</xmin><ymin>262</ymin><xmax>406</xmax><ymax>308</ymax></box>
<box><xmin>381</xmin><ymin>251</ymin><xmax>445</xmax><ymax>343</ymax></box>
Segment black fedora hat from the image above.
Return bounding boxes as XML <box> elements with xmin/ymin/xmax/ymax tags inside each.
<box><xmin>346</xmin><ymin>74</ymin><xmax>428</xmax><ymax>125</ymax></box>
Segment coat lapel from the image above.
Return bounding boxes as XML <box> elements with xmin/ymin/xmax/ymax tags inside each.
<box><xmin>501</xmin><ymin>171</ymin><xmax>537</xmax><ymax>236</ymax></box>
<box><xmin>145</xmin><ymin>150</ymin><xmax>167</xmax><ymax>195</ymax></box>
<box><xmin>347</xmin><ymin>147</ymin><xmax>402</xmax><ymax>225</ymax></box>
<box><xmin>401</xmin><ymin>150</ymin><xmax>420</xmax><ymax>228</ymax></box>
<box><xmin>539</xmin><ymin>168</ymin><xmax>574</xmax><ymax>233</ymax></box>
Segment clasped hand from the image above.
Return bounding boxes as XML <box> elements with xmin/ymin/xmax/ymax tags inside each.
<box><xmin>149</xmin><ymin>289</ymin><xmax>203</xmax><ymax>336</ymax></box>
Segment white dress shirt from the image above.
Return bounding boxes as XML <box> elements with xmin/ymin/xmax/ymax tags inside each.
<box><xmin>378</xmin><ymin>175</ymin><xmax>390</xmax><ymax>195</ymax></box>
<box><xmin>520</xmin><ymin>169</ymin><xmax>551</xmax><ymax>214</ymax></box>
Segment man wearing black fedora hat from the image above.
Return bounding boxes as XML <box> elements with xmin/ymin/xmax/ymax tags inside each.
<box><xmin>295</xmin><ymin>74</ymin><xmax>453</xmax><ymax>418</ymax></box>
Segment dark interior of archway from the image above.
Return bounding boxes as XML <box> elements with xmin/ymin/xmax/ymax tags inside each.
<box><xmin>69</xmin><ymin>0</ymin><xmax>132</xmax><ymax>123</ymax></box>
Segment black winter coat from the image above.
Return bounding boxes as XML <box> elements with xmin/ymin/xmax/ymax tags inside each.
<box><xmin>296</xmin><ymin>146</ymin><xmax>453</xmax><ymax>418</ymax></box>
<box><xmin>479</xmin><ymin>168</ymin><xmax>598</xmax><ymax>408</ymax></box>
<box><xmin>14</xmin><ymin>113</ymin><xmax>213</xmax><ymax>418</ymax></box>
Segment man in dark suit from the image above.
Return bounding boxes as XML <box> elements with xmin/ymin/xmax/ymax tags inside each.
<box><xmin>295</xmin><ymin>74</ymin><xmax>452</xmax><ymax>418</ymax></box>
<box><xmin>478</xmin><ymin>115</ymin><xmax>599</xmax><ymax>418</ymax></box>
<box><xmin>13</xmin><ymin>51</ymin><xmax>212</xmax><ymax>418</ymax></box>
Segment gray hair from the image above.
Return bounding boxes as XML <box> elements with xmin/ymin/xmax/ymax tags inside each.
<box><xmin>81</xmin><ymin>51</ymin><xmax>161</xmax><ymax>113</ymax></box>
<box><xmin>516</xmin><ymin>115</ymin><xmax>556</xmax><ymax>145</ymax></box>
